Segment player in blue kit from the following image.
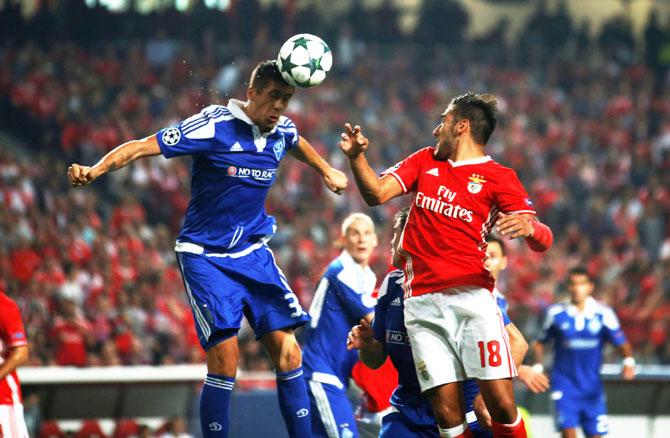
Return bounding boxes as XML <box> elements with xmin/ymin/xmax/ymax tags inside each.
<box><xmin>67</xmin><ymin>60</ymin><xmax>347</xmax><ymax>438</ymax></box>
<box><xmin>532</xmin><ymin>267</ymin><xmax>635</xmax><ymax>438</ymax></box>
<box><xmin>347</xmin><ymin>209</ymin><xmax>538</xmax><ymax>438</ymax></box>
<box><xmin>302</xmin><ymin>213</ymin><xmax>378</xmax><ymax>438</ymax></box>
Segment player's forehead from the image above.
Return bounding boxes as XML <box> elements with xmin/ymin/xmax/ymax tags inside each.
<box><xmin>261</xmin><ymin>79</ymin><xmax>295</xmax><ymax>96</ymax></box>
<box><xmin>343</xmin><ymin>217</ymin><xmax>375</xmax><ymax>235</ymax></box>
<box><xmin>486</xmin><ymin>241</ymin><xmax>504</xmax><ymax>255</ymax></box>
<box><xmin>440</xmin><ymin>103</ymin><xmax>456</xmax><ymax>118</ymax></box>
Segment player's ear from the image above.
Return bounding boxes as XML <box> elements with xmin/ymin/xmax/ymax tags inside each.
<box><xmin>247</xmin><ymin>85</ymin><xmax>256</xmax><ymax>100</ymax></box>
<box><xmin>501</xmin><ymin>255</ymin><xmax>508</xmax><ymax>271</ymax></box>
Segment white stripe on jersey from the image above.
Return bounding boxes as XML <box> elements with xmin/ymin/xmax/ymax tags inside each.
<box><xmin>309</xmin><ymin>278</ymin><xmax>329</xmax><ymax>329</ymax></box>
<box><xmin>309</xmin><ymin>380</ymin><xmax>340</xmax><ymax>438</ymax></box>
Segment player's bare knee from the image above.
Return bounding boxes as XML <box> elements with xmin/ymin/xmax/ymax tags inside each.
<box><xmin>487</xmin><ymin>396</ymin><xmax>518</xmax><ymax>424</ymax></box>
<box><xmin>275</xmin><ymin>336</ymin><xmax>302</xmax><ymax>371</ymax></box>
<box><xmin>206</xmin><ymin>338</ymin><xmax>239</xmax><ymax>376</ymax></box>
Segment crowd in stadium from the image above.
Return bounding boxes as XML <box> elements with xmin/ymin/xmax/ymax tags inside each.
<box><xmin>1</xmin><ymin>0</ymin><xmax>669</xmax><ymax>373</ymax></box>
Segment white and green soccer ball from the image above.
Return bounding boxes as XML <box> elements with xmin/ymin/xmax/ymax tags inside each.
<box><xmin>277</xmin><ymin>33</ymin><xmax>332</xmax><ymax>88</ymax></box>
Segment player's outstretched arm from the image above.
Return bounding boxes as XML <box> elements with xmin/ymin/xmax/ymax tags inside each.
<box><xmin>339</xmin><ymin>123</ymin><xmax>403</xmax><ymax>206</ymax></box>
<box><xmin>505</xmin><ymin>322</ymin><xmax>529</xmax><ymax>367</ymax></box>
<box><xmin>290</xmin><ymin>136</ymin><xmax>347</xmax><ymax>195</ymax></box>
<box><xmin>68</xmin><ymin>135</ymin><xmax>161</xmax><ymax>187</ymax></box>
<box><xmin>618</xmin><ymin>342</ymin><xmax>636</xmax><ymax>380</ymax></box>
<box><xmin>496</xmin><ymin>213</ymin><xmax>553</xmax><ymax>252</ymax></box>
<box><xmin>347</xmin><ymin>318</ymin><xmax>386</xmax><ymax>369</ymax></box>
<box><xmin>0</xmin><ymin>344</ymin><xmax>28</xmax><ymax>381</ymax></box>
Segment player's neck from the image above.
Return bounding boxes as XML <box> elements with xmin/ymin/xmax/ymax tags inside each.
<box><xmin>571</xmin><ymin>300</ymin><xmax>587</xmax><ymax>311</ymax></box>
<box><xmin>450</xmin><ymin>140</ymin><xmax>486</xmax><ymax>162</ymax></box>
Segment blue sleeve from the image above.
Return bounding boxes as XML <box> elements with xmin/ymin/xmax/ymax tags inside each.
<box><xmin>278</xmin><ymin>117</ymin><xmax>300</xmax><ymax>150</ymax></box>
<box><xmin>602</xmin><ymin>308</ymin><xmax>627</xmax><ymax>347</ymax></box>
<box><xmin>156</xmin><ymin>105</ymin><xmax>230</xmax><ymax>158</ymax></box>
<box><xmin>330</xmin><ymin>271</ymin><xmax>375</xmax><ymax>323</ymax></box>
<box><xmin>500</xmin><ymin>306</ymin><xmax>511</xmax><ymax>326</ymax></box>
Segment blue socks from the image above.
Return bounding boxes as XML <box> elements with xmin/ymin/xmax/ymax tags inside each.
<box><xmin>200</xmin><ymin>373</ymin><xmax>234</xmax><ymax>437</ymax></box>
<box><xmin>276</xmin><ymin>367</ymin><xmax>311</xmax><ymax>438</ymax></box>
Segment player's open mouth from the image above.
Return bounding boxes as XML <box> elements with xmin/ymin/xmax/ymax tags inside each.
<box><xmin>269</xmin><ymin>115</ymin><xmax>279</xmax><ymax>123</ymax></box>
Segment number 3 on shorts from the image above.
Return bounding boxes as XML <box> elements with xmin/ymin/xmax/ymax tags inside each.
<box><xmin>284</xmin><ymin>292</ymin><xmax>305</xmax><ymax>318</ymax></box>
<box><xmin>477</xmin><ymin>340</ymin><xmax>502</xmax><ymax>367</ymax></box>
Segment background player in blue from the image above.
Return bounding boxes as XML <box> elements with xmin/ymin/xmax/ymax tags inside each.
<box><xmin>67</xmin><ymin>60</ymin><xmax>348</xmax><ymax>438</ymax></box>
<box><xmin>347</xmin><ymin>208</ymin><xmax>532</xmax><ymax>438</ymax></box>
<box><xmin>532</xmin><ymin>267</ymin><xmax>635</xmax><ymax>438</ymax></box>
<box><xmin>302</xmin><ymin>213</ymin><xmax>378</xmax><ymax>438</ymax></box>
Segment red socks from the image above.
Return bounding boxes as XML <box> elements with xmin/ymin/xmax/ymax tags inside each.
<box><xmin>491</xmin><ymin>412</ymin><xmax>528</xmax><ymax>438</ymax></box>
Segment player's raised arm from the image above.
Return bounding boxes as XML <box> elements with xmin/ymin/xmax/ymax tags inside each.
<box><xmin>290</xmin><ymin>135</ymin><xmax>347</xmax><ymax>194</ymax></box>
<box><xmin>68</xmin><ymin>135</ymin><xmax>161</xmax><ymax>187</ymax></box>
<box><xmin>495</xmin><ymin>213</ymin><xmax>553</xmax><ymax>252</ymax></box>
<box><xmin>339</xmin><ymin>123</ymin><xmax>403</xmax><ymax>206</ymax></box>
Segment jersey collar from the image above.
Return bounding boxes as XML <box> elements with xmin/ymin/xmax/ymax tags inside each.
<box><xmin>566</xmin><ymin>296</ymin><xmax>597</xmax><ymax>318</ymax></box>
<box><xmin>227</xmin><ymin>99</ymin><xmax>278</xmax><ymax>135</ymax></box>
<box><xmin>448</xmin><ymin>156</ymin><xmax>492</xmax><ymax>167</ymax></box>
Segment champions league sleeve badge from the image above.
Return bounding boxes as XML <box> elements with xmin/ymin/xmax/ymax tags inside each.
<box><xmin>162</xmin><ymin>127</ymin><xmax>182</xmax><ymax>146</ymax></box>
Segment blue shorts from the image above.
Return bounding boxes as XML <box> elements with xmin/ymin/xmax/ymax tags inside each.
<box><xmin>307</xmin><ymin>380</ymin><xmax>357</xmax><ymax>438</ymax></box>
<box><xmin>380</xmin><ymin>411</ymin><xmax>438</xmax><ymax>438</ymax></box>
<box><xmin>176</xmin><ymin>245</ymin><xmax>310</xmax><ymax>350</ymax></box>
<box><xmin>553</xmin><ymin>391</ymin><xmax>609</xmax><ymax>436</ymax></box>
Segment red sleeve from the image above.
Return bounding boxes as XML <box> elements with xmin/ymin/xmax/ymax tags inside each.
<box><xmin>494</xmin><ymin>169</ymin><xmax>537</xmax><ymax>215</ymax></box>
<box><xmin>381</xmin><ymin>147</ymin><xmax>430</xmax><ymax>194</ymax></box>
<box><xmin>0</xmin><ymin>298</ymin><xmax>28</xmax><ymax>348</ymax></box>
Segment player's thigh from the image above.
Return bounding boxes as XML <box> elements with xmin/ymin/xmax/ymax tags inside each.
<box><xmin>240</xmin><ymin>245</ymin><xmax>310</xmax><ymax>338</ymax></box>
<box><xmin>176</xmin><ymin>251</ymin><xmax>246</xmax><ymax>350</ymax></box>
<box><xmin>403</xmin><ymin>294</ymin><xmax>465</xmax><ymax>391</ymax></box>
<box><xmin>308</xmin><ymin>380</ymin><xmax>358</xmax><ymax>438</ymax></box>
<box><xmin>551</xmin><ymin>391</ymin><xmax>580</xmax><ymax>432</ymax></box>
<box><xmin>456</xmin><ymin>288</ymin><xmax>515</xmax><ymax>381</ymax></box>
<box><xmin>0</xmin><ymin>404</ymin><xmax>29</xmax><ymax>438</ymax></box>
<box><xmin>580</xmin><ymin>394</ymin><xmax>609</xmax><ymax>437</ymax></box>
<box><xmin>380</xmin><ymin>412</ymin><xmax>439</xmax><ymax>438</ymax></box>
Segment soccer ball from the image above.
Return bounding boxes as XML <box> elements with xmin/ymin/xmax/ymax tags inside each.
<box><xmin>277</xmin><ymin>33</ymin><xmax>332</xmax><ymax>88</ymax></box>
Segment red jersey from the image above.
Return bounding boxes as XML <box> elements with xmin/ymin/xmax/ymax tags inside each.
<box><xmin>0</xmin><ymin>292</ymin><xmax>28</xmax><ymax>405</ymax></box>
<box><xmin>384</xmin><ymin>147</ymin><xmax>536</xmax><ymax>298</ymax></box>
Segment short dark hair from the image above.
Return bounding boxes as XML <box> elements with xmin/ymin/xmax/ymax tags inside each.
<box><xmin>568</xmin><ymin>266</ymin><xmax>592</xmax><ymax>282</ymax></box>
<box><xmin>250</xmin><ymin>60</ymin><xmax>290</xmax><ymax>91</ymax></box>
<box><xmin>394</xmin><ymin>207</ymin><xmax>410</xmax><ymax>230</ymax></box>
<box><xmin>449</xmin><ymin>92</ymin><xmax>497</xmax><ymax>145</ymax></box>
<box><xmin>485</xmin><ymin>235</ymin><xmax>506</xmax><ymax>255</ymax></box>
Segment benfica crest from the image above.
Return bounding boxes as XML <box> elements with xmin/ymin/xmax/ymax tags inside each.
<box><xmin>467</xmin><ymin>174</ymin><xmax>487</xmax><ymax>194</ymax></box>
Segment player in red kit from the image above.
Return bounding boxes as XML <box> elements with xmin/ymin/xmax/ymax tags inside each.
<box><xmin>339</xmin><ymin>93</ymin><xmax>553</xmax><ymax>438</ymax></box>
<box><xmin>0</xmin><ymin>290</ymin><xmax>30</xmax><ymax>438</ymax></box>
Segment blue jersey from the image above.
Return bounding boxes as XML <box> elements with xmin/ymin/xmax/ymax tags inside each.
<box><xmin>302</xmin><ymin>251</ymin><xmax>377</xmax><ymax>389</ymax></box>
<box><xmin>156</xmin><ymin>99</ymin><xmax>299</xmax><ymax>252</ymax></box>
<box><xmin>374</xmin><ymin>271</ymin><xmax>511</xmax><ymax>429</ymax></box>
<box><xmin>539</xmin><ymin>297</ymin><xmax>627</xmax><ymax>398</ymax></box>
<box><xmin>493</xmin><ymin>288</ymin><xmax>508</xmax><ymax>316</ymax></box>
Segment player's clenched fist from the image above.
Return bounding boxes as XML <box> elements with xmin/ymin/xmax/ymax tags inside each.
<box><xmin>346</xmin><ymin>318</ymin><xmax>375</xmax><ymax>351</ymax></box>
<box><xmin>339</xmin><ymin>123</ymin><xmax>369</xmax><ymax>159</ymax></box>
<box><xmin>68</xmin><ymin>163</ymin><xmax>97</xmax><ymax>187</ymax></box>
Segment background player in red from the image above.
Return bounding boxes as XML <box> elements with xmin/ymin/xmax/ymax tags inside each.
<box><xmin>339</xmin><ymin>92</ymin><xmax>553</xmax><ymax>438</ymax></box>
<box><xmin>0</xmin><ymin>289</ymin><xmax>30</xmax><ymax>438</ymax></box>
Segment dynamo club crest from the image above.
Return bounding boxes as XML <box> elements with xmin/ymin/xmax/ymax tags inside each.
<box><xmin>273</xmin><ymin>137</ymin><xmax>285</xmax><ymax>160</ymax></box>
